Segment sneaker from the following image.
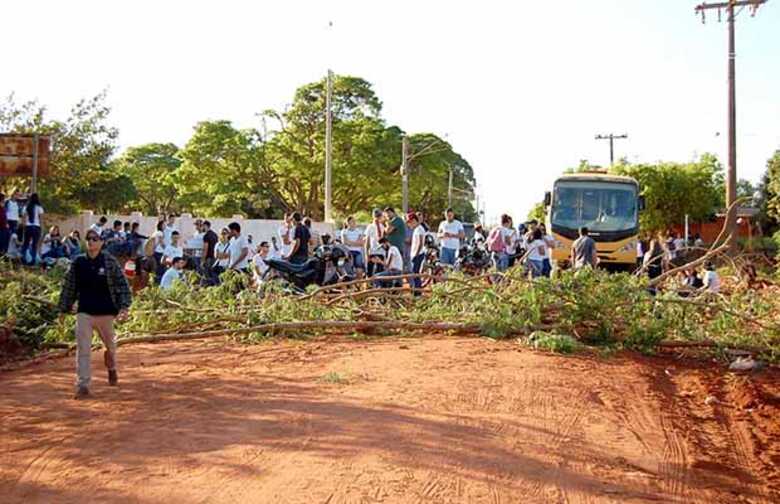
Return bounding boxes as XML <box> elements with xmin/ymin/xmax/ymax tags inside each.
<box><xmin>108</xmin><ymin>369</ymin><xmax>118</xmax><ymax>386</ymax></box>
<box><xmin>74</xmin><ymin>386</ymin><xmax>90</xmax><ymax>399</ymax></box>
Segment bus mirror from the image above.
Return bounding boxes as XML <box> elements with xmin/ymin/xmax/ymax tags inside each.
<box><xmin>544</xmin><ymin>191</ymin><xmax>551</xmax><ymax>207</ymax></box>
<box><xmin>638</xmin><ymin>196</ymin><xmax>646</xmax><ymax>211</ymax></box>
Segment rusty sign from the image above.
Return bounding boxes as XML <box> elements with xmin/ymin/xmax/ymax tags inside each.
<box><xmin>0</xmin><ymin>135</ymin><xmax>50</xmax><ymax>176</ymax></box>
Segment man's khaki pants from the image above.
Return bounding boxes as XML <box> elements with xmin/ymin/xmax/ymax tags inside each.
<box><xmin>75</xmin><ymin>313</ymin><xmax>117</xmax><ymax>390</ymax></box>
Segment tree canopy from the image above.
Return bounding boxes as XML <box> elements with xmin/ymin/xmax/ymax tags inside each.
<box><xmin>1</xmin><ymin>76</ymin><xmax>477</xmax><ymax>223</ymax></box>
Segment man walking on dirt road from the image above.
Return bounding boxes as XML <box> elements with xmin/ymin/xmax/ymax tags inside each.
<box><xmin>571</xmin><ymin>226</ymin><xmax>598</xmax><ymax>270</ymax></box>
<box><xmin>58</xmin><ymin>228</ymin><xmax>132</xmax><ymax>399</ymax></box>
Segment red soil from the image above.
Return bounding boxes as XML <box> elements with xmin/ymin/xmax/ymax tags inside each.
<box><xmin>1</xmin><ymin>336</ymin><xmax>778</xmax><ymax>503</ymax></box>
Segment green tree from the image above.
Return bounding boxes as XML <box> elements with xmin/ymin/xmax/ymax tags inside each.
<box><xmin>527</xmin><ymin>201</ymin><xmax>546</xmax><ymax>222</ymax></box>
<box><xmin>612</xmin><ymin>154</ymin><xmax>723</xmax><ymax>233</ymax></box>
<box><xmin>116</xmin><ymin>143</ymin><xmax>181</xmax><ymax>215</ymax></box>
<box><xmin>0</xmin><ymin>91</ymin><xmax>125</xmax><ymax>214</ymax></box>
<box><xmin>756</xmin><ymin>149</ymin><xmax>780</xmax><ymax>234</ymax></box>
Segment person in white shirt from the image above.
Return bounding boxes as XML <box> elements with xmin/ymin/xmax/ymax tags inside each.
<box><xmin>4</xmin><ymin>190</ymin><xmax>20</xmax><ymax>237</ymax></box>
<box><xmin>20</xmin><ymin>193</ymin><xmax>44</xmax><ymax>265</ymax></box>
<box><xmin>437</xmin><ymin>207</ymin><xmax>465</xmax><ymax>266</ymax></box>
<box><xmin>373</xmin><ymin>237</ymin><xmax>404</xmax><ymax>288</ymax></box>
<box><xmin>213</xmin><ymin>228</ymin><xmax>232</xmax><ymax>277</ymax></box>
<box><xmin>408</xmin><ymin>213</ymin><xmax>427</xmax><ymax>295</ymax></box>
<box><xmin>501</xmin><ymin>216</ymin><xmax>517</xmax><ymax>267</ymax></box>
<box><xmin>673</xmin><ymin>234</ymin><xmax>687</xmax><ymax>259</ymax></box>
<box><xmin>162</xmin><ymin>231</ymin><xmax>184</xmax><ymax>267</ymax></box>
<box><xmin>702</xmin><ymin>262</ymin><xmax>721</xmax><ymax>294</ymax></box>
<box><xmin>539</xmin><ymin>223</ymin><xmax>555</xmax><ymax>277</ymax></box>
<box><xmin>364</xmin><ymin>209</ymin><xmax>385</xmax><ymax>277</ymax></box>
<box><xmin>277</xmin><ymin>213</ymin><xmax>294</xmax><ymax>259</ymax></box>
<box><xmin>6</xmin><ymin>231</ymin><xmax>22</xmax><ymax>260</ymax></box>
<box><xmin>252</xmin><ymin>241</ymin><xmax>271</xmax><ymax>289</ymax></box>
<box><xmin>525</xmin><ymin>228</ymin><xmax>547</xmax><ymax>278</ymax></box>
<box><xmin>227</xmin><ymin>222</ymin><xmax>250</xmax><ymax>271</ymax></box>
<box><xmin>188</xmin><ymin>220</ymin><xmax>205</xmax><ymax>270</ymax></box>
<box><xmin>163</xmin><ymin>214</ymin><xmax>177</xmax><ymax>247</ymax></box>
<box><xmin>160</xmin><ymin>257</ymin><xmax>186</xmax><ymax>290</ymax></box>
<box><xmin>341</xmin><ymin>216</ymin><xmax>366</xmax><ymax>276</ymax></box>
<box><xmin>90</xmin><ymin>216</ymin><xmax>108</xmax><ymax>236</ymax></box>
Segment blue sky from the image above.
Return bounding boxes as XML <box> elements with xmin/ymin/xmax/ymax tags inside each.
<box><xmin>4</xmin><ymin>0</ymin><xmax>779</xmax><ymax>222</ymax></box>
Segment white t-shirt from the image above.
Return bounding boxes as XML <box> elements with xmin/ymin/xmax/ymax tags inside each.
<box><xmin>162</xmin><ymin>245</ymin><xmax>183</xmax><ymax>262</ymax></box>
<box><xmin>215</xmin><ymin>241</ymin><xmax>231</xmax><ymax>267</ymax></box>
<box><xmin>636</xmin><ymin>241</ymin><xmax>644</xmax><ymax>258</ymax></box>
<box><xmin>527</xmin><ymin>239</ymin><xmax>547</xmax><ymax>261</ymax></box>
<box><xmin>411</xmin><ymin>226</ymin><xmax>426</xmax><ymax>257</ymax></box>
<box><xmin>229</xmin><ymin>234</ymin><xmax>250</xmax><ymax>270</ymax></box>
<box><xmin>385</xmin><ymin>245</ymin><xmax>404</xmax><ymax>271</ymax></box>
<box><xmin>341</xmin><ymin>227</ymin><xmax>364</xmax><ymax>253</ymax></box>
<box><xmin>163</xmin><ymin>225</ymin><xmax>177</xmax><ymax>247</ymax></box>
<box><xmin>438</xmin><ymin>220</ymin><xmax>464</xmax><ymax>250</ymax></box>
<box><xmin>277</xmin><ymin>225</ymin><xmax>293</xmax><ymax>257</ymax></box>
<box><xmin>365</xmin><ymin>222</ymin><xmax>383</xmax><ymax>251</ymax></box>
<box><xmin>160</xmin><ymin>268</ymin><xmax>182</xmax><ymax>290</ymax></box>
<box><xmin>544</xmin><ymin>234</ymin><xmax>555</xmax><ymax>260</ymax></box>
<box><xmin>703</xmin><ymin>270</ymin><xmax>720</xmax><ymax>293</ymax></box>
<box><xmin>24</xmin><ymin>205</ymin><xmax>44</xmax><ymax>227</ymax></box>
<box><xmin>7</xmin><ymin>233</ymin><xmax>21</xmax><ymax>259</ymax></box>
<box><xmin>5</xmin><ymin>200</ymin><xmax>19</xmax><ymax>221</ymax></box>
<box><xmin>188</xmin><ymin>232</ymin><xmax>204</xmax><ymax>257</ymax></box>
<box><xmin>252</xmin><ymin>254</ymin><xmax>269</xmax><ymax>278</ymax></box>
<box><xmin>152</xmin><ymin>230</ymin><xmax>165</xmax><ymax>254</ymax></box>
<box><xmin>501</xmin><ymin>227</ymin><xmax>517</xmax><ymax>254</ymax></box>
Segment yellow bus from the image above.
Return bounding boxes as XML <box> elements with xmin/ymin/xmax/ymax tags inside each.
<box><xmin>544</xmin><ymin>172</ymin><xmax>643</xmax><ymax>270</ymax></box>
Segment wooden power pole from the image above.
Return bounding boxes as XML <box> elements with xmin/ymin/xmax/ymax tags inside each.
<box><xmin>324</xmin><ymin>69</ymin><xmax>333</xmax><ymax>223</ymax></box>
<box><xmin>401</xmin><ymin>136</ymin><xmax>410</xmax><ymax>214</ymax></box>
<box><xmin>595</xmin><ymin>133</ymin><xmax>628</xmax><ymax>166</ymax></box>
<box><xmin>694</xmin><ymin>0</ymin><xmax>769</xmax><ymax>246</ymax></box>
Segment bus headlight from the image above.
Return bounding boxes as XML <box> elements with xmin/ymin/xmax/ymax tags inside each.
<box><xmin>618</xmin><ymin>240</ymin><xmax>637</xmax><ymax>253</ymax></box>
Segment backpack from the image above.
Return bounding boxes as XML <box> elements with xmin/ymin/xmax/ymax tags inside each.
<box><xmin>487</xmin><ymin>227</ymin><xmax>506</xmax><ymax>253</ymax></box>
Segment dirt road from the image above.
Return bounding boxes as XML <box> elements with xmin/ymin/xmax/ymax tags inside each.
<box><xmin>1</xmin><ymin>336</ymin><xmax>778</xmax><ymax>503</ymax></box>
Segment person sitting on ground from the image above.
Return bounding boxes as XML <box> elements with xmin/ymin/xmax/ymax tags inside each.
<box><xmin>64</xmin><ymin>229</ymin><xmax>82</xmax><ymax>259</ymax></box>
<box><xmin>5</xmin><ymin>230</ymin><xmax>23</xmax><ymax>261</ymax></box>
<box><xmin>702</xmin><ymin>262</ymin><xmax>721</xmax><ymax>294</ymax></box>
<box><xmin>570</xmin><ymin>226</ymin><xmax>597</xmax><ymax>270</ymax></box>
<box><xmin>252</xmin><ymin>241</ymin><xmax>270</xmax><ymax>289</ymax></box>
<box><xmin>41</xmin><ymin>225</ymin><xmax>67</xmax><ymax>261</ymax></box>
<box><xmin>373</xmin><ymin>237</ymin><xmax>404</xmax><ymax>288</ymax></box>
<box><xmin>679</xmin><ymin>267</ymin><xmax>704</xmax><ymax>297</ymax></box>
<box><xmin>58</xmin><ymin>228</ymin><xmax>132</xmax><ymax>399</ymax></box>
<box><xmin>160</xmin><ymin>256</ymin><xmax>186</xmax><ymax>291</ymax></box>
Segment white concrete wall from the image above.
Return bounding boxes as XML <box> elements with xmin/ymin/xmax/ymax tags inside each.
<box><xmin>52</xmin><ymin>211</ymin><xmax>335</xmax><ymax>245</ymax></box>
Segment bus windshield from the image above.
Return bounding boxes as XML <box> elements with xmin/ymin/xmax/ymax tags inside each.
<box><xmin>551</xmin><ymin>181</ymin><xmax>638</xmax><ymax>233</ymax></box>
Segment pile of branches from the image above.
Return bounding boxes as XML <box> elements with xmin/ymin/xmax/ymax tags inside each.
<box><xmin>3</xmin><ymin>249</ymin><xmax>780</xmax><ymax>372</ymax></box>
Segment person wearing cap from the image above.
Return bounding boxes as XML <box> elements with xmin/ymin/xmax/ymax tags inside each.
<box><xmin>58</xmin><ymin>228</ymin><xmax>132</xmax><ymax>399</ymax></box>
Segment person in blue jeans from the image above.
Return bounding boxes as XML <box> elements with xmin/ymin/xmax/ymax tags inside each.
<box><xmin>20</xmin><ymin>193</ymin><xmax>44</xmax><ymax>265</ymax></box>
<box><xmin>437</xmin><ymin>207</ymin><xmax>464</xmax><ymax>266</ymax></box>
<box><xmin>408</xmin><ymin>213</ymin><xmax>427</xmax><ymax>295</ymax></box>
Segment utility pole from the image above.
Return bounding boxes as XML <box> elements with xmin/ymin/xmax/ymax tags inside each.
<box><xmin>401</xmin><ymin>136</ymin><xmax>410</xmax><ymax>214</ymax></box>
<box><xmin>595</xmin><ymin>133</ymin><xmax>628</xmax><ymax>166</ymax></box>
<box><xmin>324</xmin><ymin>69</ymin><xmax>333</xmax><ymax>223</ymax></box>
<box><xmin>694</xmin><ymin>0</ymin><xmax>768</xmax><ymax>247</ymax></box>
<box><xmin>447</xmin><ymin>166</ymin><xmax>453</xmax><ymax>208</ymax></box>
